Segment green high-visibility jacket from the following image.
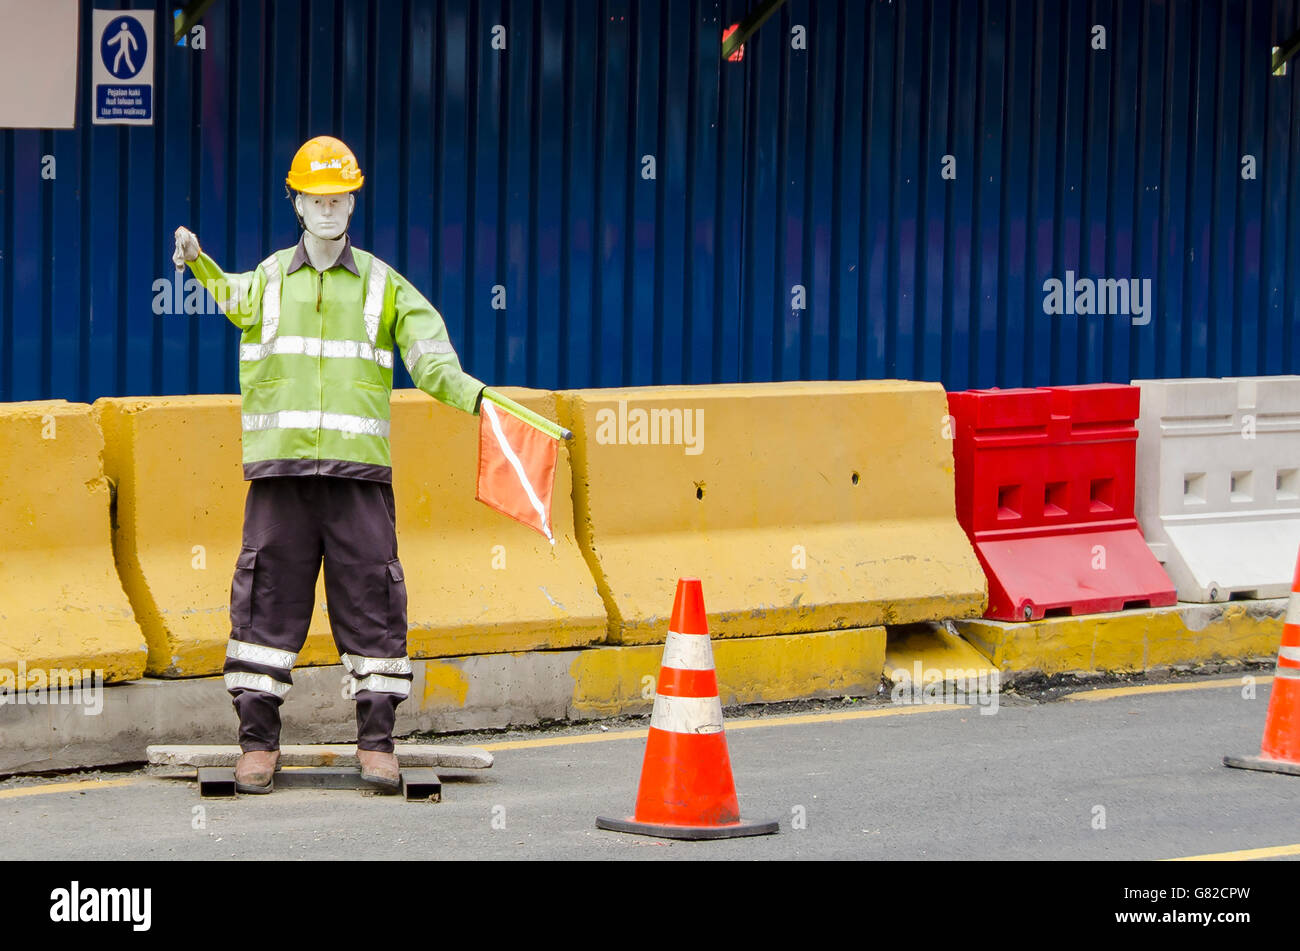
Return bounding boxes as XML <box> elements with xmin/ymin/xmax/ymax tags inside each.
<box><xmin>187</xmin><ymin>235</ymin><xmax>485</xmax><ymax>482</ymax></box>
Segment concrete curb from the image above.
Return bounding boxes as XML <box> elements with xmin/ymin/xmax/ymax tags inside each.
<box><xmin>953</xmin><ymin>598</ymin><xmax>1287</xmax><ymax>678</ymax></box>
<box><xmin>0</xmin><ymin>627</ymin><xmax>884</xmax><ymax>775</ymax></box>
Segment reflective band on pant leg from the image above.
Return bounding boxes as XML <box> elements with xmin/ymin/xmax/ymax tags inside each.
<box><xmin>225</xmin><ymin>671</ymin><xmax>292</xmax><ymax>698</ymax></box>
<box><xmin>340</xmin><ymin>653</ymin><xmax>412</xmax><ymax>676</ymax></box>
<box><xmin>648</xmin><ymin>693</ymin><xmax>725</xmax><ymax>734</ymax></box>
<box><xmin>350</xmin><ymin>673</ymin><xmax>411</xmax><ymax>697</ymax></box>
<box><xmin>227</xmin><ymin>639</ymin><xmax>298</xmax><ymax>669</ymax></box>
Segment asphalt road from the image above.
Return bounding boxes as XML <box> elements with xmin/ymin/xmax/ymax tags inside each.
<box><xmin>2</xmin><ymin>675</ymin><xmax>1298</xmax><ymax>862</ymax></box>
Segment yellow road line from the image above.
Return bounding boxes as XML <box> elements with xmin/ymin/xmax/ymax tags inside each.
<box><xmin>478</xmin><ymin>702</ymin><xmax>965</xmax><ymax>752</ymax></box>
<box><xmin>1063</xmin><ymin>676</ymin><xmax>1271</xmax><ymax>703</ymax></box>
<box><xmin>480</xmin><ymin>729</ymin><xmax>649</xmax><ymax>752</ymax></box>
<box><xmin>0</xmin><ymin>777</ymin><xmax>143</xmax><ymax>800</ymax></box>
<box><xmin>727</xmin><ymin>704</ymin><xmax>964</xmax><ymax>731</ymax></box>
<box><xmin>1167</xmin><ymin>842</ymin><xmax>1300</xmax><ymax>862</ymax></box>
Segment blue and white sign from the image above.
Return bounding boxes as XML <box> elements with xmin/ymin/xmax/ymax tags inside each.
<box><xmin>92</xmin><ymin>9</ymin><xmax>154</xmax><ymax>125</ymax></box>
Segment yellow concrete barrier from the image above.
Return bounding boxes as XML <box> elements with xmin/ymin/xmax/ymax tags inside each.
<box><xmin>558</xmin><ymin>381</ymin><xmax>987</xmax><ymax>644</ymax></box>
<box><xmin>95</xmin><ymin>389</ymin><xmax>604</xmax><ymax>677</ymax></box>
<box><xmin>0</xmin><ymin>401</ymin><xmax>146</xmax><ymax>689</ymax></box>
<box><xmin>94</xmin><ymin>394</ymin><xmax>328</xmax><ymax>676</ymax></box>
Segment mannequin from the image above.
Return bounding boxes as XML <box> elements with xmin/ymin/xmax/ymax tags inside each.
<box><xmin>295</xmin><ymin>192</ymin><xmax>355</xmax><ymax>271</ymax></box>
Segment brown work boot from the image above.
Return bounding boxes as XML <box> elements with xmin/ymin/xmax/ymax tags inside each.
<box><xmin>234</xmin><ymin>749</ymin><xmax>280</xmax><ymax>794</ymax></box>
<box><xmin>357</xmin><ymin>748</ymin><xmax>400</xmax><ymax>789</ymax></box>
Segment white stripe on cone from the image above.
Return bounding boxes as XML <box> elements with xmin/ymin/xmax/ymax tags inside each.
<box><xmin>1279</xmin><ymin>645</ymin><xmax>1300</xmax><ymax>663</ymax></box>
<box><xmin>660</xmin><ymin>630</ymin><xmax>715</xmax><ymax>671</ymax></box>
<box><xmin>649</xmin><ymin>694</ymin><xmax>724</xmax><ymax>735</ymax></box>
<box><xmin>1287</xmin><ymin>596</ymin><xmax>1300</xmax><ymax>627</ymax></box>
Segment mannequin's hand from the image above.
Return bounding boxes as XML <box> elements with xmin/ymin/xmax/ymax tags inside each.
<box><xmin>173</xmin><ymin>226</ymin><xmax>200</xmax><ymax>268</ymax></box>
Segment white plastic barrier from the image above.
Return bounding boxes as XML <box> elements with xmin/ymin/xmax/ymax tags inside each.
<box><xmin>1132</xmin><ymin>376</ymin><xmax>1300</xmax><ymax>601</ymax></box>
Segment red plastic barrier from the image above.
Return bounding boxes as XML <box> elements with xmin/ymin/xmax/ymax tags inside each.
<box><xmin>948</xmin><ymin>383</ymin><xmax>1176</xmax><ymax>621</ymax></box>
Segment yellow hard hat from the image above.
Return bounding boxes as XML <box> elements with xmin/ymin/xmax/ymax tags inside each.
<box><xmin>285</xmin><ymin>135</ymin><xmax>364</xmax><ymax>194</ymax></box>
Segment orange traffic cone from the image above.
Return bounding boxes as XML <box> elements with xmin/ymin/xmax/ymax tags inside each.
<box><xmin>596</xmin><ymin>578</ymin><xmax>779</xmax><ymax>839</ymax></box>
<box><xmin>1224</xmin><ymin>549</ymin><xmax>1300</xmax><ymax>776</ymax></box>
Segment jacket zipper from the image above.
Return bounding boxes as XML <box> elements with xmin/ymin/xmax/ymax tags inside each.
<box><xmin>316</xmin><ymin>269</ymin><xmax>323</xmax><ymax>465</ymax></box>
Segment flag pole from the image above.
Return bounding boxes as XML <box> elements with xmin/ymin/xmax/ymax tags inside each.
<box><xmin>480</xmin><ymin>387</ymin><xmax>574</xmax><ymax>441</ymax></box>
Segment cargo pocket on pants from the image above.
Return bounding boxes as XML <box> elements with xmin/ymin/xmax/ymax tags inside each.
<box><xmin>386</xmin><ymin>559</ymin><xmax>407</xmax><ymax>636</ymax></box>
<box><xmin>230</xmin><ymin>546</ymin><xmax>258</xmax><ymax>632</ymax></box>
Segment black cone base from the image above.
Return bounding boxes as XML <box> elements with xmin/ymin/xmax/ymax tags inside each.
<box><xmin>596</xmin><ymin>814</ymin><xmax>779</xmax><ymax>840</ymax></box>
<box><xmin>1223</xmin><ymin>754</ymin><xmax>1300</xmax><ymax>776</ymax></box>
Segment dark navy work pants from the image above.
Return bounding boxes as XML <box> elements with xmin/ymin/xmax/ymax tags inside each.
<box><xmin>223</xmin><ymin>476</ymin><xmax>411</xmax><ymax>753</ymax></box>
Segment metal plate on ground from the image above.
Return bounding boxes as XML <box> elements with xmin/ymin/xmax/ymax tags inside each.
<box><xmin>193</xmin><ymin>766</ymin><xmax>444</xmax><ymax>799</ymax></box>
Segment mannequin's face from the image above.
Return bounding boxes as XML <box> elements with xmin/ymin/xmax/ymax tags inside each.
<box><xmin>296</xmin><ymin>193</ymin><xmax>355</xmax><ymax>240</ymax></box>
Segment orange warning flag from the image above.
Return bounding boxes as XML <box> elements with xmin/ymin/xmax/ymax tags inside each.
<box><xmin>475</xmin><ymin>398</ymin><xmax>559</xmax><ymax>544</ymax></box>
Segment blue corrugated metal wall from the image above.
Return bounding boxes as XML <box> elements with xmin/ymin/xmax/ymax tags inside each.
<box><xmin>2</xmin><ymin>0</ymin><xmax>1298</xmax><ymax>402</ymax></box>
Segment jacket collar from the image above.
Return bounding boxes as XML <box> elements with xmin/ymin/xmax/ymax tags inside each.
<box><xmin>286</xmin><ymin>233</ymin><xmax>359</xmax><ymax>276</ymax></box>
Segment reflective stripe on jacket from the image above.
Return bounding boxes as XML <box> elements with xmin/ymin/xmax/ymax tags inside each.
<box><xmin>187</xmin><ymin>239</ymin><xmax>484</xmax><ymax>482</ymax></box>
